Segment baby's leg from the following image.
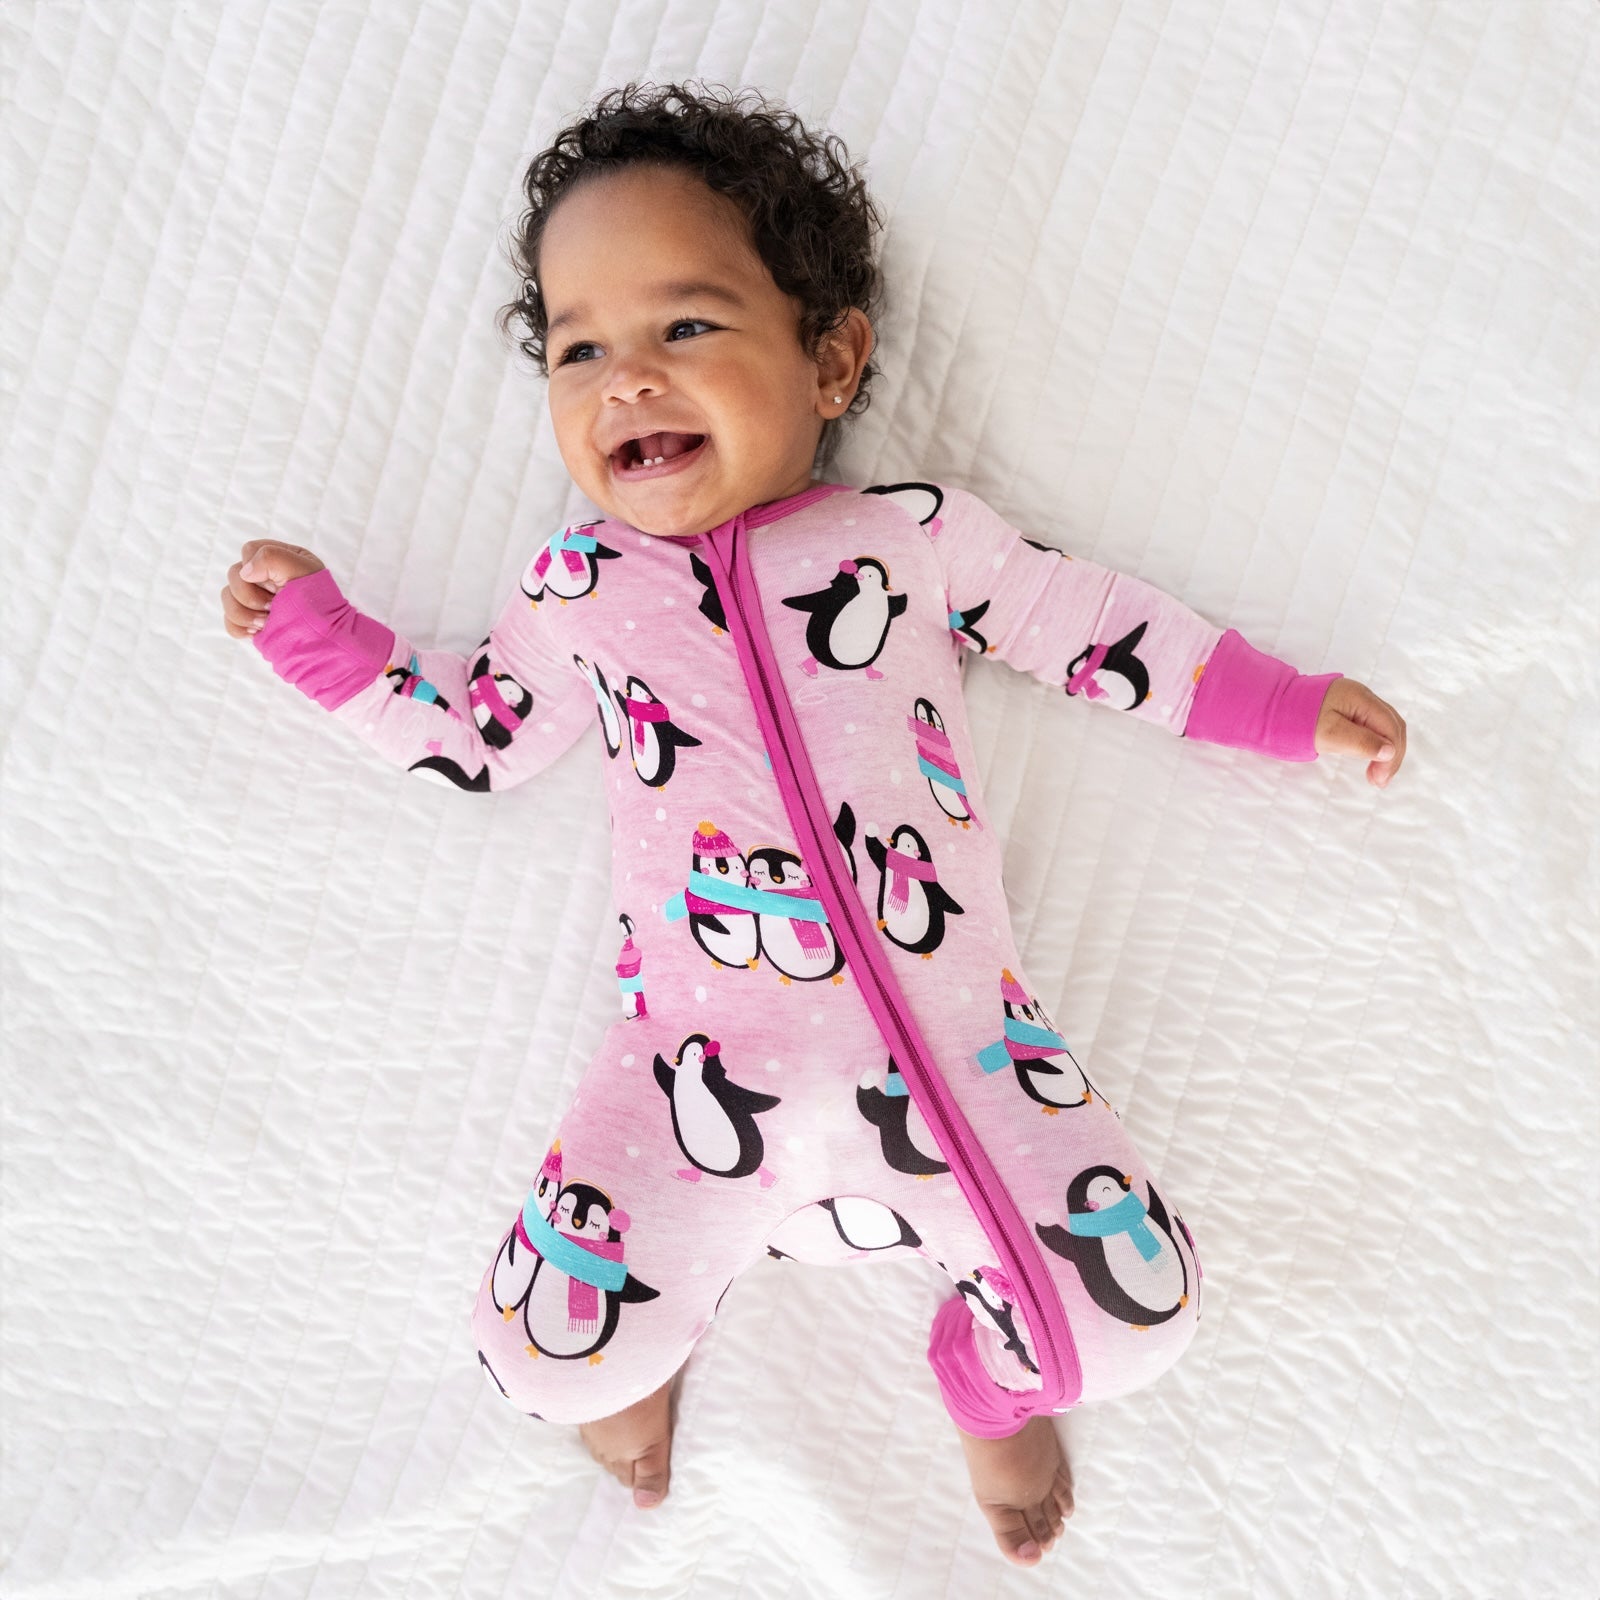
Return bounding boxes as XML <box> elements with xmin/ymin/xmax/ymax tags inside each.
<box><xmin>892</xmin><ymin>1096</ymin><xmax>1201</xmax><ymax>1564</ymax></box>
<box><xmin>470</xmin><ymin>1016</ymin><xmax>793</xmax><ymax>1500</ymax></box>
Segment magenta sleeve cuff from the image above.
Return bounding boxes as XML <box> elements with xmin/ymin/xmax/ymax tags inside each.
<box><xmin>251</xmin><ymin>566</ymin><xmax>396</xmax><ymax>711</ymax></box>
<box><xmin>1182</xmin><ymin>628</ymin><xmax>1341</xmax><ymax>762</ymax></box>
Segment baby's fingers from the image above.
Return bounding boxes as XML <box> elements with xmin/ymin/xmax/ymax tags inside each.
<box><xmin>1317</xmin><ymin>681</ymin><xmax>1407</xmax><ymax>789</ymax></box>
<box><xmin>220</xmin><ymin>580</ymin><xmax>270</xmax><ymax>638</ymax></box>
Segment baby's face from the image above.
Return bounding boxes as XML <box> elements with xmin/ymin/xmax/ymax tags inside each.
<box><xmin>539</xmin><ymin>165</ymin><xmax>831</xmax><ymax>538</ymax></box>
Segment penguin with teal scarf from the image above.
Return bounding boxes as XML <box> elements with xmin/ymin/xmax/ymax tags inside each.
<box><xmin>1035</xmin><ymin>1166</ymin><xmax>1192</xmax><ymax>1328</ymax></box>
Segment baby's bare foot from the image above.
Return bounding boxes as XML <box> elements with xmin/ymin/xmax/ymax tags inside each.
<box><xmin>578</xmin><ymin>1372</ymin><xmax>678</xmax><ymax>1509</ymax></box>
<box><xmin>957</xmin><ymin>1415</ymin><xmax>1074</xmax><ymax>1566</ymax></box>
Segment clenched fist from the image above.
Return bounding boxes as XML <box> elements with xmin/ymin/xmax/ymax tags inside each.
<box><xmin>1313</xmin><ymin>677</ymin><xmax>1408</xmax><ymax>789</ymax></box>
<box><xmin>220</xmin><ymin>540</ymin><xmax>326</xmax><ymax>639</ymax></box>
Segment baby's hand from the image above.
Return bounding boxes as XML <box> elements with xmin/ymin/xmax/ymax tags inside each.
<box><xmin>1314</xmin><ymin>678</ymin><xmax>1407</xmax><ymax>789</ymax></box>
<box><xmin>220</xmin><ymin>540</ymin><xmax>326</xmax><ymax>639</ymax></box>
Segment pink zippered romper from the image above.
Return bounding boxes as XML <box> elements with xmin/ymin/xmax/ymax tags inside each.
<box><xmin>252</xmin><ymin>480</ymin><xmax>1338</xmax><ymax>1435</ymax></box>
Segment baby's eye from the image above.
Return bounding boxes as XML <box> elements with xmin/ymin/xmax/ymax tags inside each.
<box><xmin>666</xmin><ymin>320</ymin><xmax>715</xmax><ymax>342</ymax></box>
<box><xmin>556</xmin><ymin>342</ymin><xmax>599</xmax><ymax>366</ymax></box>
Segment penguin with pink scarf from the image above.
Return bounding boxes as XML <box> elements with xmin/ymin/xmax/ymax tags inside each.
<box><xmin>521</xmin><ymin>521</ymin><xmax>621</xmax><ymax>604</ymax></box>
<box><xmin>976</xmin><ymin>969</ymin><xmax>1105</xmax><ymax>1114</ymax></box>
<box><xmin>862</xmin><ymin>821</ymin><xmax>965</xmax><ymax>956</ymax></box>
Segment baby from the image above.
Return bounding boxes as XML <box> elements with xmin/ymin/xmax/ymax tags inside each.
<box><xmin>220</xmin><ymin>83</ymin><xmax>1406</xmax><ymax>1568</ymax></box>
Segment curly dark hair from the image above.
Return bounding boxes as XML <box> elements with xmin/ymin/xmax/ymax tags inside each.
<box><xmin>497</xmin><ymin>81</ymin><xmax>883</xmax><ymax>469</ymax></box>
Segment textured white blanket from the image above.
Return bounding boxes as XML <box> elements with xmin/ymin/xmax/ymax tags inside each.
<box><xmin>3</xmin><ymin>2</ymin><xmax>1595</xmax><ymax>1595</ymax></box>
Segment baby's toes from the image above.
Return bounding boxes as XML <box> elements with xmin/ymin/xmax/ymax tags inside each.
<box><xmin>1054</xmin><ymin>1465</ymin><xmax>1076</xmax><ymax>1519</ymax></box>
<box><xmin>980</xmin><ymin>1503</ymin><xmax>1053</xmax><ymax>1566</ymax></box>
<box><xmin>630</xmin><ymin>1436</ymin><xmax>672</xmax><ymax>1509</ymax></box>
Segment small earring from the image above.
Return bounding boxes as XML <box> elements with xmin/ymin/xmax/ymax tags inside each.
<box><xmin>832</xmin><ymin>395</ymin><xmax>843</xmax><ymax>405</ymax></box>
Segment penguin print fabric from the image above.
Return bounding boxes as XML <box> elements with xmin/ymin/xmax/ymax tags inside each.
<box><xmin>252</xmin><ymin>479</ymin><xmax>1332</xmax><ymax>1429</ymax></box>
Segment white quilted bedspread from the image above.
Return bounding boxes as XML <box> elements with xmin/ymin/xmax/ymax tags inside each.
<box><xmin>3</xmin><ymin>2</ymin><xmax>1596</xmax><ymax>1596</ymax></box>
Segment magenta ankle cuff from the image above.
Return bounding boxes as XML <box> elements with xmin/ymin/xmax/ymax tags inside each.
<box><xmin>926</xmin><ymin>1295</ymin><xmax>1033</xmax><ymax>1437</ymax></box>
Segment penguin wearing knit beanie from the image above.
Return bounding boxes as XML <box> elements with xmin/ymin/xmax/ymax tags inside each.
<box><xmin>686</xmin><ymin>822</ymin><xmax>759</xmax><ymax>970</ymax></box>
<box><xmin>490</xmin><ymin>1140</ymin><xmax>565</xmax><ymax>1319</ymax></box>
<box><xmin>781</xmin><ymin>556</ymin><xmax>907</xmax><ymax>679</ymax></box>
<box><xmin>747</xmin><ymin>847</ymin><xmax>844</xmax><ymax>983</ymax></box>
<box><xmin>466</xmin><ymin>644</ymin><xmax>532</xmax><ymax>751</ymax></box>
<box><xmin>613</xmin><ymin>674</ymin><xmax>701</xmax><ymax>788</ymax></box>
<box><xmin>573</xmin><ymin>653</ymin><xmax>623</xmax><ymax>759</ymax></box>
<box><xmin>955</xmin><ymin>1265</ymin><xmax>1039</xmax><ymax>1375</ymax></box>
<box><xmin>863</xmin><ymin>822</ymin><xmax>964</xmax><ymax>956</ymax></box>
<box><xmin>1064</xmin><ymin>621</ymin><xmax>1152</xmax><ymax>712</ymax></box>
<box><xmin>615</xmin><ymin>913</ymin><xmax>647</xmax><ymax>1019</ymax></box>
<box><xmin>653</xmin><ymin>1034</ymin><xmax>780</xmax><ymax>1186</ymax></box>
<box><xmin>1035</xmin><ymin>1167</ymin><xmax>1191</xmax><ymax>1329</ymax></box>
<box><xmin>979</xmin><ymin>970</ymin><xmax>1105</xmax><ymax>1114</ymax></box>
<box><xmin>855</xmin><ymin>1058</ymin><xmax>950</xmax><ymax>1177</ymax></box>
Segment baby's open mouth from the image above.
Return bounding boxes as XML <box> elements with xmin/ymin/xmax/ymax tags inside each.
<box><xmin>612</xmin><ymin>432</ymin><xmax>708</xmax><ymax>473</ymax></box>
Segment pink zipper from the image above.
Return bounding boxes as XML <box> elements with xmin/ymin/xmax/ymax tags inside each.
<box><xmin>701</xmin><ymin>508</ymin><xmax>1083</xmax><ymax>1423</ymax></box>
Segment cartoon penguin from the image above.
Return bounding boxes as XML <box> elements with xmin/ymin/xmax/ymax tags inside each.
<box><xmin>1065</xmin><ymin>621</ymin><xmax>1152</xmax><ymax>711</ymax></box>
<box><xmin>863</xmin><ymin>822</ymin><xmax>964</xmax><ymax>956</ymax></box>
<box><xmin>678</xmin><ymin>821</ymin><xmax>760</xmax><ymax>969</ymax></box>
<box><xmin>653</xmin><ymin>1033</ymin><xmax>780</xmax><ymax>1186</ymax></box>
<box><xmin>490</xmin><ymin>1141</ymin><xmax>565</xmax><ymax>1319</ymax></box>
<box><xmin>1034</xmin><ymin>1167</ymin><xmax>1191</xmax><ymax>1329</ymax></box>
<box><xmin>386</xmin><ymin>652</ymin><xmax>457</xmax><ymax>714</ymax></box>
<box><xmin>782</xmin><ymin>557</ymin><xmax>907</xmax><ymax>678</ymax></box>
<box><xmin>519</xmin><ymin>1181</ymin><xmax>659</xmax><ymax>1361</ymax></box>
<box><xmin>834</xmin><ymin>800</ymin><xmax>860</xmax><ymax>884</ymax></box>
<box><xmin>947</xmin><ymin>597</ymin><xmax>994</xmax><ymax>654</ymax></box>
<box><xmin>520</xmin><ymin>521</ymin><xmax>621</xmax><ymax>604</ymax></box>
<box><xmin>909</xmin><ymin>698</ymin><xmax>981</xmax><ymax>828</ymax></box>
<box><xmin>976</xmin><ymin>970</ymin><xmax>1106</xmax><ymax>1113</ymax></box>
<box><xmin>689</xmin><ymin>550</ymin><xmax>727</xmax><ymax>633</ymax></box>
<box><xmin>862</xmin><ymin>481</ymin><xmax>945</xmax><ymax>539</ymax></box>
<box><xmin>614</xmin><ymin>674</ymin><xmax>702</xmax><ymax>788</ymax></box>
<box><xmin>467</xmin><ymin>644</ymin><xmax>532</xmax><ymax>750</ymax></box>
<box><xmin>955</xmin><ymin>1265</ymin><xmax>1039</xmax><ymax>1375</ymax></box>
<box><xmin>819</xmin><ymin>1196</ymin><xmax>922</xmax><ymax>1252</ymax></box>
<box><xmin>856</xmin><ymin>1059</ymin><xmax>949</xmax><ymax>1177</ymax></box>
<box><xmin>615</xmin><ymin>914</ymin><xmax>647</xmax><ymax>1019</ymax></box>
<box><xmin>747</xmin><ymin>847</ymin><xmax>843</xmax><ymax>983</ymax></box>
<box><xmin>573</xmin><ymin>653</ymin><xmax>623</xmax><ymax>758</ymax></box>
<box><xmin>408</xmin><ymin>740</ymin><xmax>491</xmax><ymax>792</ymax></box>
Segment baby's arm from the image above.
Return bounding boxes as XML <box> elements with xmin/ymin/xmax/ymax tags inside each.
<box><xmin>221</xmin><ymin>538</ymin><xmax>595</xmax><ymax>791</ymax></box>
<box><xmin>927</xmin><ymin>485</ymin><xmax>1406</xmax><ymax>787</ymax></box>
